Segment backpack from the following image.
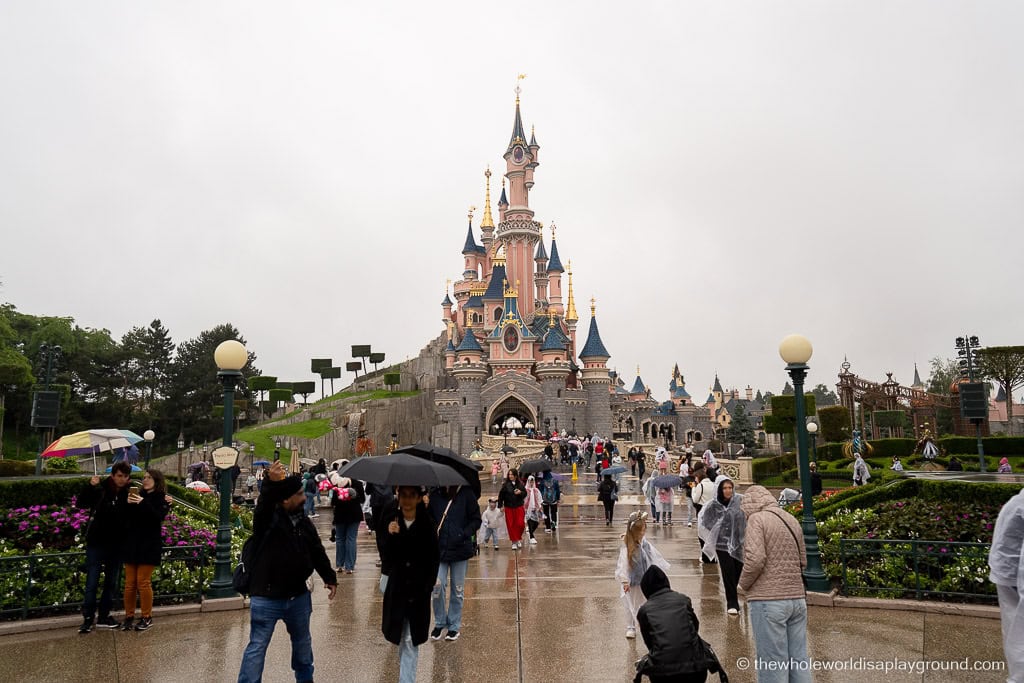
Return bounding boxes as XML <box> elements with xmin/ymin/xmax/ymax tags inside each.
<box><xmin>541</xmin><ymin>480</ymin><xmax>558</xmax><ymax>505</ymax></box>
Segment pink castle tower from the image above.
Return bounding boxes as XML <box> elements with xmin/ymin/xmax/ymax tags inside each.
<box><xmin>499</xmin><ymin>86</ymin><xmax>543</xmax><ymax>318</ymax></box>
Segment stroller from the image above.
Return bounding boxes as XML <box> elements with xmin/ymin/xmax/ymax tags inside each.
<box><xmin>778</xmin><ymin>488</ymin><xmax>801</xmax><ymax>507</ymax></box>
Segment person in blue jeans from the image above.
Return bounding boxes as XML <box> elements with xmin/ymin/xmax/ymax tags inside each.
<box><xmin>302</xmin><ymin>472</ymin><xmax>318</xmax><ymax>517</ymax></box>
<box><xmin>238</xmin><ymin>461</ymin><xmax>337</xmax><ymax>683</ymax></box>
<box><xmin>427</xmin><ymin>484</ymin><xmax>481</xmax><ymax>641</ymax></box>
<box><xmin>380</xmin><ymin>486</ymin><xmax>440</xmax><ymax>683</ymax></box>
<box><xmin>738</xmin><ymin>485</ymin><xmax>811</xmax><ymax>683</ymax></box>
<box><xmin>329</xmin><ymin>471</ymin><xmax>365</xmax><ymax>573</ymax></box>
<box><xmin>76</xmin><ymin>462</ymin><xmax>132</xmax><ymax>633</ymax></box>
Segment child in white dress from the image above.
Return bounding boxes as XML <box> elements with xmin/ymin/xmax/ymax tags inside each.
<box><xmin>615</xmin><ymin>511</ymin><xmax>670</xmax><ymax>639</ymax></box>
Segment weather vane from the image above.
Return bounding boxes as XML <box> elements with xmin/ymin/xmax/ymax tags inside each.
<box><xmin>468</xmin><ymin>205</ymin><xmax>476</xmax><ymax>222</ymax></box>
<box><xmin>515</xmin><ymin>73</ymin><xmax>526</xmax><ymax>98</ymax></box>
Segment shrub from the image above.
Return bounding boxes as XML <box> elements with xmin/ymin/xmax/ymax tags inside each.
<box><xmin>751</xmin><ymin>453</ymin><xmax>797</xmax><ymax>481</ymax></box>
<box><xmin>818</xmin><ymin>406</ymin><xmax>851</xmax><ymax>443</ymax></box>
<box><xmin>44</xmin><ymin>457</ymin><xmax>79</xmax><ymax>474</ymax></box>
<box><xmin>0</xmin><ymin>461</ymin><xmax>35</xmax><ymax>477</ymax></box>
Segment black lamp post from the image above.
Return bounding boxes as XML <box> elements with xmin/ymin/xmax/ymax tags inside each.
<box><xmin>143</xmin><ymin>430</ymin><xmax>156</xmax><ymax>469</ymax></box>
<box><xmin>779</xmin><ymin>334</ymin><xmax>830</xmax><ymax>592</ymax></box>
<box><xmin>33</xmin><ymin>342</ymin><xmax>62</xmax><ymax>476</ymax></box>
<box><xmin>207</xmin><ymin>339</ymin><xmax>247</xmax><ymax>599</ymax></box>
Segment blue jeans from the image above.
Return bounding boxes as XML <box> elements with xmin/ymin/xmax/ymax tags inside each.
<box><xmin>399</xmin><ymin>619</ymin><xmax>418</xmax><ymax>683</ymax></box>
<box><xmin>649</xmin><ymin>502</ymin><xmax>660</xmax><ymax>522</ymax></box>
<box><xmin>482</xmin><ymin>527</ymin><xmax>499</xmax><ymax>546</ymax></box>
<box><xmin>82</xmin><ymin>545</ymin><xmax>121</xmax><ymax>619</ymax></box>
<box><xmin>432</xmin><ymin>559</ymin><xmax>468</xmax><ymax>631</ymax></box>
<box><xmin>304</xmin><ymin>493</ymin><xmax>315</xmax><ymax>516</ymax></box>
<box><xmin>335</xmin><ymin>522</ymin><xmax>359</xmax><ymax>571</ymax></box>
<box><xmin>748</xmin><ymin>599</ymin><xmax>812</xmax><ymax>683</ymax></box>
<box><xmin>238</xmin><ymin>592</ymin><xmax>313</xmax><ymax>683</ymax></box>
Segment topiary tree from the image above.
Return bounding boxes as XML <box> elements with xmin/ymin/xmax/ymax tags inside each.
<box><xmin>383</xmin><ymin>372</ymin><xmax>401</xmax><ymax>391</ymax></box>
<box><xmin>311</xmin><ymin>359</ymin><xmax>331</xmax><ymax>399</ymax></box>
<box><xmin>818</xmin><ymin>405</ymin><xmax>851</xmax><ymax>443</ymax></box>
<box><xmin>369</xmin><ymin>352</ymin><xmax>385</xmax><ymax>373</ymax></box>
<box><xmin>268</xmin><ymin>388</ymin><xmax>293</xmax><ymax>414</ymax></box>
<box><xmin>346</xmin><ymin>361</ymin><xmax>362</xmax><ymax>382</ymax></box>
<box><xmin>248</xmin><ymin>375</ymin><xmax>277</xmax><ymax>421</ymax></box>
<box><xmin>322</xmin><ymin>366</ymin><xmax>341</xmax><ymax>396</ymax></box>
<box><xmin>292</xmin><ymin>381</ymin><xmax>316</xmax><ymax>405</ymax></box>
<box><xmin>764</xmin><ymin>394</ymin><xmax>817</xmax><ymax>449</ymax></box>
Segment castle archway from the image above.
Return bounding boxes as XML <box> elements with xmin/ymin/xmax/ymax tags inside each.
<box><xmin>486</xmin><ymin>395</ymin><xmax>537</xmax><ymax>434</ymax></box>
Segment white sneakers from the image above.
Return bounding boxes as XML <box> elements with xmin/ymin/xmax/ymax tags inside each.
<box><xmin>727</xmin><ymin>608</ymin><xmax>739</xmax><ymax>616</ymax></box>
<box><xmin>529</xmin><ymin>538</ymin><xmax>538</xmax><ymax>545</ymax></box>
<box><xmin>625</xmin><ymin>627</ymin><xmax>636</xmax><ymax>639</ymax></box>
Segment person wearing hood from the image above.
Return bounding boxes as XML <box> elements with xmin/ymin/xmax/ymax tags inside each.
<box><xmin>696</xmin><ymin>476</ymin><xmax>746</xmax><ymax>615</ymax></box>
<box><xmin>738</xmin><ymin>485</ymin><xmax>810</xmax><ymax>682</ymax></box>
<box><xmin>523</xmin><ymin>475</ymin><xmax>544</xmax><ymax>544</ymax></box>
<box><xmin>853</xmin><ymin>453</ymin><xmax>871</xmax><ymax>485</ymax></box>
<box><xmin>598</xmin><ymin>474</ymin><xmax>619</xmax><ymax>526</ymax></box>
<box><xmin>998</xmin><ymin>457</ymin><xmax>1013</xmax><ymax>474</ymax></box>
<box><xmin>634</xmin><ymin>566</ymin><xmax>709</xmax><ymax>683</ymax></box>
<box><xmin>427</xmin><ymin>484</ymin><xmax>481</xmax><ymax>641</ymax></box>
<box><xmin>989</xmin><ymin>487</ymin><xmax>1024</xmax><ymax>683</ymax></box>
<box><xmin>643</xmin><ymin>472</ymin><xmax>660</xmax><ymax>524</ymax></box>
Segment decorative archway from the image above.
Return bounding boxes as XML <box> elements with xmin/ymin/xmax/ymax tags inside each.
<box><xmin>486</xmin><ymin>394</ymin><xmax>537</xmax><ymax>434</ymax></box>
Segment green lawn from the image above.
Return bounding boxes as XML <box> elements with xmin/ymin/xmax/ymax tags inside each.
<box><xmin>235</xmin><ymin>418</ymin><xmax>335</xmax><ymax>464</ymax></box>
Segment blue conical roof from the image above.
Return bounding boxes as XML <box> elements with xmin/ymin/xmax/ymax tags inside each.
<box><xmin>631</xmin><ymin>376</ymin><xmax>646</xmax><ymax>394</ymax></box>
<box><xmin>508</xmin><ymin>98</ymin><xmax>527</xmax><ymax>150</ymax></box>
<box><xmin>713</xmin><ymin>375</ymin><xmax>724</xmax><ymax>393</ymax></box>
<box><xmin>498</xmin><ymin>186</ymin><xmax>508</xmax><ymax>206</ymax></box>
<box><xmin>456</xmin><ymin>330</ymin><xmax>483</xmax><ymax>352</ymax></box>
<box><xmin>579</xmin><ymin>315</ymin><xmax>610</xmax><ymax>359</ymax></box>
<box><xmin>445</xmin><ymin>338</ymin><xmax>456</xmax><ymax>352</ymax></box>
<box><xmin>441</xmin><ymin>293</ymin><xmax>453</xmax><ymax>306</ymax></box>
<box><xmin>547</xmin><ymin>239</ymin><xmax>564</xmax><ymax>273</ymax></box>
<box><xmin>541</xmin><ymin>328</ymin><xmax>565</xmax><ymax>352</ymax></box>
<box><xmin>535</xmin><ymin>239</ymin><xmax>547</xmax><ymax>261</ymax></box>
<box><xmin>482</xmin><ymin>262</ymin><xmax>507</xmax><ymax>299</ymax></box>
<box><xmin>462</xmin><ymin>222</ymin><xmax>482</xmax><ymax>255</ymax></box>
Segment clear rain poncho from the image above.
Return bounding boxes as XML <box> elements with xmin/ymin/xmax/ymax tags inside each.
<box><xmin>696</xmin><ymin>476</ymin><xmax>746</xmax><ymax>564</ymax></box>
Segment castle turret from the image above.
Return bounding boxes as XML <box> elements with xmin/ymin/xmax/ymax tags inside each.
<box><xmin>441</xmin><ymin>288</ymin><xmax>453</xmax><ymax>326</ymax></box>
<box><xmin>546</xmin><ymin>224</ymin><xmax>564</xmax><ymax>314</ymax></box>
<box><xmin>912</xmin><ymin>363</ymin><xmax>924</xmax><ymax>390</ymax></box>
<box><xmin>498</xmin><ymin>180</ymin><xmax>508</xmax><ymax>224</ymax></box>
<box><xmin>452</xmin><ymin>322</ymin><xmax>487</xmax><ymax>450</ymax></box>
<box><xmin>564</xmin><ymin>260</ymin><xmax>579</xmax><ymax>357</ymax></box>
<box><xmin>534</xmin><ymin>232</ymin><xmax>549</xmax><ymax>307</ymax></box>
<box><xmin>480</xmin><ymin>167</ymin><xmax>496</xmax><ymax>251</ymax></box>
<box><xmin>461</xmin><ymin>209</ymin><xmax>484</xmax><ymax>281</ymax></box>
<box><xmin>536</xmin><ymin>311</ymin><xmax>570</xmax><ymax>429</ymax></box>
<box><xmin>579</xmin><ymin>298</ymin><xmax>612</xmax><ymax>435</ymax></box>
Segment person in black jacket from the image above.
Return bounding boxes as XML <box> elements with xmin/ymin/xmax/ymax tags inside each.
<box><xmin>367</xmin><ymin>481</ymin><xmax>395</xmax><ymax>564</ymax></box>
<box><xmin>76</xmin><ymin>461</ymin><xmax>132</xmax><ymax>633</ymax></box>
<box><xmin>121</xmin><ymin>468</ymin><xmax>171</xmax><ymax>632</ymax></box>
<box><xmin>427</xmin><ymin>485</ymin><xmax>481</xmax><ymax>641</ymax></box>
<box><xmin>598</xmin><ymin>474</ymin><xmax>619</xmax><ymax>526</ymax></box>
<box><xmin>497</xmin><ymin>468</ymin><xmax>527</xmax><ymax>549</ymax></box>
<box><xmin>330</xmin><ymin>472</ymin><xmax>366</xmax><ymax>574</ymax></box>
<box><xmin>380</xmin><ymin>486</ymin><xmax>440</xmax><ymax>683</ymax></box>
<box><xmin>238</xmin><ymin>461</ymin><xmax>338</xmax><ymax>683</ymax></box>
<box><xmin>635</xmin><ymin>566</ymin><xmax>709</xmax><ymax>683</ymax></box>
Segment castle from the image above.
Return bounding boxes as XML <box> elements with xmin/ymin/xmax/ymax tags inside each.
<box><xmin>431</xmin><ymin>92</ymin><xmax>710</xmax><ymax>453</ymax></box>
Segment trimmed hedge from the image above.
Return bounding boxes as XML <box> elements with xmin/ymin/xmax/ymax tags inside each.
<box><xmin>812</xmin><ymin>478</ymin><xmax>1020</xmax><ymax>521</ymax></box>
<box><xmin>0</xmin><ymin>477</ymin><xmax>86</xmax><ymax>508</ymax></box>
<box><xmin>0</xmin><ymin>461</ymin><xmax>36</xmax><ymax>477</ymax></box>
<box><xmin>751</xmin><ymin>453</ymin><xmax>797</xmax><ymax>481</ymax></box>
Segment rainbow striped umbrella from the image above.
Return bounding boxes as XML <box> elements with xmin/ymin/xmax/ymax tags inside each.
<box><xmin>41</xmin><ymin>429</ymin><xmax>133</xmax><ymax>462</ymax></box>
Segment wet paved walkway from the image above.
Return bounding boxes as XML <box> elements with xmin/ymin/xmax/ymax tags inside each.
<box><xmin>0</xmin><ymin>473</ymin><xmax>1009</xmax><ymax>682</ymax></box>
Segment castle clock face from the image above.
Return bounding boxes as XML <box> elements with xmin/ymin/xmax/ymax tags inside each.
<box><xmin>503</xmin><ymin>325</ymin><xmax>519</xmax><ymax>352</ymax></box>
<box><xmin>512</xmin><ymin>146</ymin><xmax>525</xmax><ymax>163</ymax></box>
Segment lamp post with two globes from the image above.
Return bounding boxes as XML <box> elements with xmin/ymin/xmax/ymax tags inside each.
<box><xmin>779</xmin><ymin>334</ymin><xmax>830</xmax><ymax>592</ymax></box>
<box><xmin>207</xmin><ymin>339</ymin><xmax>248</xmax><ymax>599</ymax></box>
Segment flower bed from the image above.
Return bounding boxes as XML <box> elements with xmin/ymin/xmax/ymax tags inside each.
<box><xmin>815</xmin><ymin>498</ymin><xmax>999</xmax><ymax>601</ymax></box>
<box><xmin>0</xmin><ymin>500</ymin><xmax>250</xmax><ymax>618</ymax></box>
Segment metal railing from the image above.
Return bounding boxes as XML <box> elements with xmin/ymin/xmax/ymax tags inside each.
<box><xmin>839</xmin><ymin>538</ymin><xmax>995</xmax><ymax>602</ymax></box>
<box><xmin>0</xmin><ymin>545</ymin><xmax>211</xmax><ymax>620</ymax></box>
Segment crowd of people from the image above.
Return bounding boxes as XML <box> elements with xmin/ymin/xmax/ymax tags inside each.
<box><xmin>70</xmin><ymin>438</ymin><xmax>1024</xmax><ymax>683</ymax></box>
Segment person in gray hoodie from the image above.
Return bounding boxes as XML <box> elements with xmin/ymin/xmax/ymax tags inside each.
<box><xmin>738</xmin><ymin>485</ymin><xmax>810</xmax><ymax>683</ymax></box>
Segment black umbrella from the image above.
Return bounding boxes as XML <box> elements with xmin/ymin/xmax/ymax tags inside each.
<box><xmin>337</xmin><ymin>453</ymin><xmax>469</xmax><ymax>488</ymax></box>
<box><xmin>500</xmin><ymin>444</ymin><xmax>518</xmax><ymax>454</ymax></box>
<box><xmin>393</xmin><ymin>442</ymin><xmax>483</xmax><ymax>496</ymax></box>
<box><xmin>519</xmin><ymin>458</ymin><xmax>552</xmax><ymax>475</ymax></box>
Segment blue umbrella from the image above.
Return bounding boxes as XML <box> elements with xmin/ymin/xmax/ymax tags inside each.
<box><xmin>652</xmin><ymin>474</ymin><xmax>683</xmax><ymax>489</ymax></box>
<box><xmin>118</xmin><ymin>430</ymin><xmax>145</xmax><ymax>444</ymax></box>
<box><xmin>253</xmin><ymin>460</ymin><xmax>271</xmax><ymax>467</ymax></box>
<box><xmin>111</xmin><ymin>444</ymin><xmax>140</xmax><ymax>465</ymax></box>
<box><xmin>105</xmin><ymin>464</ymin><xmax>142</xmax><ymax>473</ymax></box>
<box><xmin>601</xmin><ymin>465</ymin><xmax>627</xmax><ymax>476</ymax></box>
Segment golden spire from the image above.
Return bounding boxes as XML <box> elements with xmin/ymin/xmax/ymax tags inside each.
<box><xmin>551</xmin><ymin>222</ymin><xmax>556</xmax><ymax>240</ymax></box>
<box><xmin>590</xmin><ymin>296</ymin><xmax>596</xmax><ymax>316</ymax></box>
<box><xmin>637</xmin><ymin>365</ymin><xmax>641</xmax><ymax>376</ymax></box>
<box><xmin>481</xmin><ymin>167</ymin><xmax>495</xmax><ymax>229</ymax></box>
<box><xmin>565</xmin><ymin>260</ymin><xmax>578</xmax><ymax>322</ymax></box>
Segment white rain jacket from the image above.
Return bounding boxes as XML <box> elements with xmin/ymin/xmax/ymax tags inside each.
<box><xmin>616</xmin><ymin>537</ymin><xmax>670</xmax><ymax>591</ymax></box>
<box><xmin>989</xmin><ymin>489</ymin><xmax>1024</xmax><ymax>591</ymax></box>
<box><xmin>696</xmin><ymin>476</ymin><xmax>746</xmax><ymax>564</ymax></box>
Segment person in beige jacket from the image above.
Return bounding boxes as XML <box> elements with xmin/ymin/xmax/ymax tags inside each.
<box><xmin>738</xmin><ymin>485</ymin><xmax>811</xmax><ymax>683</ymax></box>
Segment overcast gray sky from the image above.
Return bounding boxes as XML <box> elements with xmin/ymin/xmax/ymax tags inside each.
<box><xmin>2</xmin><ymin>1</ymin><xmax>1021</xmax><ymax>403</ymax></box>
